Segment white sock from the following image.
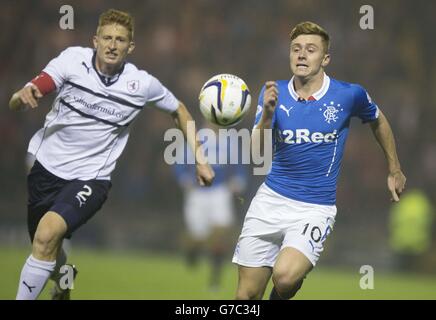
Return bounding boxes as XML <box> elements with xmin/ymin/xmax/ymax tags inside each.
<box><xmin>16</xmin><ymin>255</ymin><xmax>56</xmax><ymax>300</ymax></box>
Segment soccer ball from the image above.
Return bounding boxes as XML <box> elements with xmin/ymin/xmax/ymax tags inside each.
<box><xmin>198</xmin><ymin>74</ymin><xmax>251</xmax><ymax>127</ymax></box>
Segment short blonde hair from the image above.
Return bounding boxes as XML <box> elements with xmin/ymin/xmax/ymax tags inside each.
<box><xmin>97</xmin><ymin>9</ymin><xmax>134</xmax><ymax>40</ymax></box>
<box><xmin>290</xmin><ymin>21</ymin><xmax>330</xmax><ymax>53</ymax></box>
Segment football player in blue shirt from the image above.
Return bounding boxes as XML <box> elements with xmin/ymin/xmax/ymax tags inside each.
<box><xmin>232</xmin><ymin>21</ymin><xmax>406</xmax><ymax>300</ymax></box>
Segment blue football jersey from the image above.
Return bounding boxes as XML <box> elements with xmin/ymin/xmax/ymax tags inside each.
<box><xmin>254</xmin><ymin>74</ymin><xmax>379</xmax><ymax>205</ymax></box>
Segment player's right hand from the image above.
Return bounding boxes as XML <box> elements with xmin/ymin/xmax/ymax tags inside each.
<box><xmin>196</xmin><ymin>163</ymin><xmax>215</xmax><ymax>187</ymax></box>
<box><xmin>263</xmin><ymin>81</ymin><xmax>278</xmax><ymax>115</ymax></box>
<box><xmin>12</xmin><ymin>84</ymin><xmax>43</xmax><ymax>110</ymax></box>
<box><xmin>387</xmin><ymin>170</ymin><xmax>406</xmax><ymax>202</ymax></box>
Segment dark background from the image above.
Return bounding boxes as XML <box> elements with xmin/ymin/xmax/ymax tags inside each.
<box><xmin>1</xmin><ymin>0</ymin><xmax>435</xmax><ymax>271</ymax></box>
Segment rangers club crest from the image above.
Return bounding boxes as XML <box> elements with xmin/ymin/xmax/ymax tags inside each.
<box><xmin>127</xmin><ymin>80</ymin><xmax>139</xmax><ymax>93</ymax></box>
<box><xmin>319</xmin><ymin>101</ymin><xmax>344</xmax><ymax>124</ymax></box>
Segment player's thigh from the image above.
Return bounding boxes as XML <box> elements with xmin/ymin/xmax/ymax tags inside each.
<box><xmin>273</xmin><ymin>247</ymin><xmax>313</xmax><ymax>288</ymax></box>
<box><xmin>232</xmin><ymin>185</ymin><xmax>285</xmax><ymax>268</ymax></box>
<box><xmin>233</xmin><ymin>235</ymin><xmax>281</xmax><ymax>299</ymax></box>
<box><xmin>278</xmin><ymin>196</ymin><xmax>336</xmax><ymax>268</ymax></box>
<box><xmin>34</xmin><ymin>211</ymin><xmax>68</xmax><ymax>244</ymax></box>
<box><xmin>236</xmin><ymin>265</ymin><xmax>272</xmax><ymax>300</ymax></box>
<box><xmin>28</xmin><ymin>205</ymin><xmax>49</xmax><ymax>243</ymax></box>
<box><xmin>50</xmin><ymin>179</ymin><xmax>111</xmax><ymax>236</ymax></box>
<box><xmin>27</xmin><ymin>161</ymin><xmax>67</xmax><ymax>239</ymax></box>
<box><xmin>32</xmin><ymin>211</ymin><xmax>68</xmax><ymax>259</ymax></box>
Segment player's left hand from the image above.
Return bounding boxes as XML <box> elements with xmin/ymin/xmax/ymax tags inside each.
<box><xmin>196</xmin><ymin>163</ymin><xmax>215</xmax><ymax>187</ymax></box>
<box><xmin>387</xmin><ymin>170</ymin><xmax>406</xmax><ymax>202</ymax></box>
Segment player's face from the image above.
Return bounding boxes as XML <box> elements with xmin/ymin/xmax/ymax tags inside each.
<box><xmin>93</xmin><ymin>24</ymin><xmax>135</xmax><ymax>73</ymax></box>
<box><xmin>290</xmin><ymin>34</ymin><xmax>330</xmax><ymax>79</ymax></box>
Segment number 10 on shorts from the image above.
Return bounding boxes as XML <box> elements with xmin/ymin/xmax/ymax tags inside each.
<box><xmin>301</xmin><ymin>220</ymin><xmax>332</xmax><ymax>244</ymax></box>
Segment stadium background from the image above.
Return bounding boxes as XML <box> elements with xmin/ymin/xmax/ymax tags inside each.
<box><xmin>1</xmin><ymin>0</ymin><xmax>435</xmax><ymax>299</ymax></box>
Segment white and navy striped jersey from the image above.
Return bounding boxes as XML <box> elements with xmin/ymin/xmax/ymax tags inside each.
<box><xmin>28</xmin><ymin>46</ymin><xmax>179</xmax><ymax>180</ymax></box>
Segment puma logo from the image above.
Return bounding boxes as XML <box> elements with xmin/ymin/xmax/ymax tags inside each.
<box><xmin>22</xmin><ymin>281</ymin><xmax>36</xmax><ymax>293</ymax></box>
<box><xmin>82</xmin><ymin>62</ymin><xmax>91</xmax><ymax>74</ymax></box>
<box><xmin>279</xmin><ymin>104</ymin><xmax>293</xmax><ymax>117</ymax></box>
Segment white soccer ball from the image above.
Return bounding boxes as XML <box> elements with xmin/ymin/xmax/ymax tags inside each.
<box><xmin>198</xmin><ymin>74</ymin><xmax>251</xmax><ymax>127</ymax></box>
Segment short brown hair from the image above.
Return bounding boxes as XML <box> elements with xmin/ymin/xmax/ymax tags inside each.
<box><xmin>290</xmin><ymin>21</ymin><xmax>330</xmax><ymax>53</ymax></box>
<box><xmin>97</xmin><ymin>9</ymin><xmax>134</xmax><ymax>40</ymax></box>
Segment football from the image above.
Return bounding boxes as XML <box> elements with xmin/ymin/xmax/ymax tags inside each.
<box><xmin>198</xmin><ymin>74</ymin><xmax>251</xmax><ymax>127</ymax></box>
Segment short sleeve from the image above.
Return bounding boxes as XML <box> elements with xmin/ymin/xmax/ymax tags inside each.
<box><xmin>146</xmin><ymin>75</ymin><xmax>179</xmax><ymax>113</ymax></box>
<box><xmin>42</xmin><ymin>47</ymin><xmax>77</xmax><ymax>90</ymax></box>
<box><xmin>352</xmin><ymin>84</ymin><xmax>379</xmax><ymax>123</ymax></box>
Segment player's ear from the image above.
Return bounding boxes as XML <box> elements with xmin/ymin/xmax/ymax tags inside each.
<box><xmin>93</xmin><ymin>35</ymin><xmax>98</xmax><ymax>50</ymax></box>
<box><xmin>322</xmin><ymin>53</ymin><xmax>331</xmax><ymax>68</ymax></box>
<box><xmin>127</xmin><ymin>41</ymin><xmax>135</xmax><ymax>54</ymax></box>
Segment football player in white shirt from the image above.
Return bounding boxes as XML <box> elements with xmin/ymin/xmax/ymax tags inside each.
<box><xmin>9</xmin><ymin>9</ymin><xmax>214</xmax><ymax>300</ymax></box>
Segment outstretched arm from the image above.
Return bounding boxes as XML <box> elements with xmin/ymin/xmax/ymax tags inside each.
<box><xmin>370</xmin><ymin>109</ymin><xmax>406</xmax><ymax>202</ymax></box>
<box><xmin>9</xmin><ymin>84</ymin><xmax>43</xmax><ymax>112</ymax></box>
<box><xmin>172</xmin><ymin>101</ymin><xmax>215</xmax><ymax>186</ymax></box>
<box><xmin>9</xmin><ymin>72</ymin><xmax>56</xmax><ymax>112</ymax></box>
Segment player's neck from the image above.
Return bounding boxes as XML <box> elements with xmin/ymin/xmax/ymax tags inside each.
<box><xmin>293</xmin><ymin>71</ymin><xmax>325</xmax><ymax>100</ymax></box>
<box><xmin>95</xmin><ymin>59</ymin><xmax>122</xmax><ymax>77</ymax></box>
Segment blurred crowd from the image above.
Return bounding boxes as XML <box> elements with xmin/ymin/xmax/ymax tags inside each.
<box><xmin>1</xmin><ymin>0</ymin><xmax>435</xmax><ymax>269</ymax></box>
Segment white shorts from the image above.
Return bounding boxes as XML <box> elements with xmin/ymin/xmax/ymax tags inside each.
<box><xmin>184</xmin><ymin>185</ymin><xmax>234</xmax><ymax>240</ymax></box>
<box><xmin>232</xmin><ymin>183</ymin><xmax>336</xmax><ymax>267</ymax></box>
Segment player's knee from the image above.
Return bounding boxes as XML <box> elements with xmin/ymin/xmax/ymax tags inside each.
<box><xmin>33</xmin><ymin>223</ymin><xmax>65</xmax><ymax>258</ymax></box>
<box><xmin>33</xmin><ymin>232</ymin><xmax>60</xmax><ymax>257</ymax></box>
<box><xmin>272</xmin><ymin>269</ymin><xmax>303</xmax><ymax>294</ymax></box>
<box><xmin>235</xmin><ymin>287</ymin><xmax>263</xmax><ymax>300</ymax></box>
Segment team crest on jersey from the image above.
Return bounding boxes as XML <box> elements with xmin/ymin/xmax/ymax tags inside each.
<box><xmin>127</xmin><ymin>80</ymin><xmax>139</xmax><ymax>93</ymax></box>
<box><xmin>319</xmin><ymin>101</ymin><xmax>344</xmax><ymax>124</ymax></box>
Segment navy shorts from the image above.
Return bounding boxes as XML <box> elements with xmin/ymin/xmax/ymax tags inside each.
<box><xmin>27</xmin><ymin>161</ymin><xmax>111</xmax><ymax>241</ymax></box>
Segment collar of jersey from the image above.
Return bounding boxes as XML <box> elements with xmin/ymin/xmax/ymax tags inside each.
<box><xmin>288</xmin><ymin>73</ymin><xmax>330</xmax><ymax>102</ymax></box>
<box><xmin>92</xmin><ymin>51</ymin><xmax>126</xmax><ymax>87</ymax></box>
